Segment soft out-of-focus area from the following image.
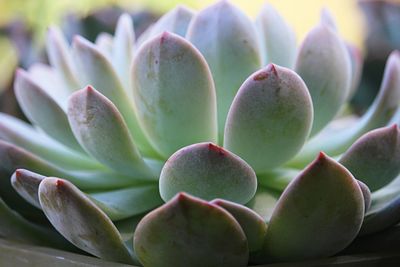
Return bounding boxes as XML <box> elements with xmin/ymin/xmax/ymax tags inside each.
<box><xmin>0</xmin><ymin>0</ymin><xmax>399</xmax><ymax>117</ymax></box>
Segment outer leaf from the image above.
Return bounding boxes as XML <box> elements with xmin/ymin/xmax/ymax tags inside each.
<box><xmin>11</xmin><ymin>169</ymin><xmax>44</xmax><ymax>209</ymax></box>
<box><xmin>0</xmin><ymin>140</ymin><xmax>143</xmax><ymax>189</ymax></box>
<box><xmin>68</xmin><ymin>86</ymin><xmax>152</xmax><ymax>177</ymax></box>
<box><xmin>46</xmin><ymin>27</ymin><xmax>81</xmax><ymax>91</ymax></box>
<box><xmin>89</xmin><ymin>185</ymin><xmax>163</xmax><ymax>221</ymax></box>
<box><xmin>358</xmin><ymin>180</ymin><xmax>372</xmax><ymax>212</ymax></box>
<box><xmin>95</xmin><ymin>33</ymin><xmax>113</xmax><ymax>59</ymax></box>
<box><xmin>28</xmin><ymin>64</ymin><xmax>71</xmax><ymax>110</ymax></box>
<box><xmin>346</xmin><ymin>43</ymin><xmax>363</xmax><ymax>100</ymax></box>
<box><xmin>141</xmin><ymin>5</ymin><xmax>194</xmax><ymax>43</ymax></box>
<box><xmin>134</xmin><ymin>193</ymin><xmax>249</xmax><ymax>267</ymax></box>
<box><xmin>0</xmin><ymin>113</ymin><xmax>100</xmax><ymax>170</ymax></box>
<box><xmin>360</xmin><ymin>181</ymin><xmax>400</xmax><ymax>236</ymax></box>
<box><xmin>210</xmin><ymin>199</ymin><xmax>267</xmax><ymax>252</ymax></box>
<box><xmin>112</xmin><ymin>14</ymin><xmax>134</xmax><ymax>91</ymax></box>
<box><xmin>39</xmin><ymin>178</ymin><xmax>134</xmax><ymax>264</ymax></box>
<box><xmin>224</xmin><ymin>64</ymin><xmax>313</xmax><ymax>172</ymax></box>
<box><xmin>257</xmin><ymin>153</ymin><xmax>364</xmax><ymax>263</ymax></box>
<box><xmin>255</xmin><ymin>3</ymin><xmax>297</xmax><ymax>68</ymax></box>
<box><xmin>132</xmin><ymin>32</ymin><xmax>217</xmax><ymax>158</ymax></box>
<box><xmin>0</xmin><ymin>239</ymin><xmax>133</xmax><ymax>267</ymax></box>
<box><xmin>72</xmin><ymin>36</ymin><xmax>158</xmax><ymax>157</ymax></box>
<box><xmin>186</xmin><ymin>0</ymin><xmax>261</xmax><ymax>141</ymax></box>
<box><xmin>339</xmin><ymin>125</ymin><xmax>400</xmax><ymax>191</ymax></box>
<box><xmin>295</xmin><ymin>24</ymin><xmax>351</xmax><ymax>136</ymax></box>
<box><xmin>289</xmin><ymin>51</ymin><xmax>400</xmax><ymax>167</ymax></box>
<box><xmin>14</xmin><ymin>69</ymin><xmax>82</xmax><ymax>152</ymax></box>
<box><xmin>159</xmin><ymin>143</ymin><xmax>257</xmax><ymax>204</ymax></box>
<box><xmin>0</xmin><ymin>197</ymin><xmax>66</xmax><ymax>248</ymax></box>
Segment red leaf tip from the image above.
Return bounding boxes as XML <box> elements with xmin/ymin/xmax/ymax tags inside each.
<box><xmin>318</xmin><ymin>151</ymin><xmax>327</xmax><ymax>160</ymax></box>
<box><xmin>160</xmin><ymin>31</ymin><xmax>170</xmax><ymax>44</ymax></box>
<box><xmin>208</xmin><ymin>143</ymin><xmax>226</xmax><ymax>156</ymax></box>
<box><xmin>56</xmin><ymin>179</ymin><xmax>65</xmax><ymax>188</ymax></box>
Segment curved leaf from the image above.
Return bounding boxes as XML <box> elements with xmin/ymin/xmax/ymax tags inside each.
<box><xmin>112</xmin><ymin>14</ymin><xmax>134</xmax><ymax>91</ymax></box>
<box><xmin>159</xmin><ymin>142</ymin><xmax>257</xmax><ymax>204</ymax></box>
<box><xmin>295</xmin><ymin>24</ymin><xmax>351</xmax><ymax>136</ymax></box>
<box><xmin>224</xmin><ymin>64</ymin><xmax>313</xmax><ymax>173</ymax></box>
<box><xmin>89</xmin><ymin>185</ymin><xmax>162</xmax><ymax>221</ymax></box>
<box><xmin>68</xmin><ymin>86</ymin><xmax>152</xmax><ymax>177</ymax></box>
<box><xmin>14</xmin><ymin>69</ymin><xmax>82</xmax><ymax>152</ymax></box>
<box><xmin>340</xmin><ymin>125</ymin><xmax>400</xmax><ymax>191</ymax></box>
<box><xmin>132</xmin><ymin>32</ymin><xmax>217</xmax><ymax>158</ymax></box>
<box><xmin>289</xmin><ymin>51</ymin><xmax>400</xmax><ymax>167</ymax></box>
<box><xmin>186</xmin><ymin>0</ymin><xmax>261</xmax><ymax>141</ymax></box>
<box><xmin>11</xmin><ymin>169</ymin><xmax>44</xmax><ymax>209</ymax></box>
<box><xmin>139</xmin><ymin>5</ymin><xmax>194</xmax><ymax>45</ymax></box>
<box><xmin>255</xmin><ymin>3</ymin><xmax>297</xmax><ymax>68</ymax></box>
<box><xmin>257</xmin><ymin>153</ymin><xmax>364</xmax><ymax>263</ymax></box>
<box><xmin>0</xmin><ymin>113</ymin><xmax>100</xmax><ymax>170</ymax></box>
<box><xmin>134</xmin><ymin>193</ymin><xmax>249</xmax><ymax>267</ymax></box>
<box><xmin>211</xmin><ymin>199</ymin><xmax>267</xmax><ymax>252</ymax></box>
<box><xmin>72</xmin><ymin>36</ymin><xmax>158</xmax><ymax>157</ymax></box>
<box><xmin>46</xmin><ymin>27</ymin><xmax>81</xmax><ymax>91</ymax></box>
<box><xmin>39</xmin><ymin>178</ymin><xmax>134</xmax><ymax>264</ymax></box>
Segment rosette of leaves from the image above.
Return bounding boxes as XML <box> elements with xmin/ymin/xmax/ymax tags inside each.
<box><xmin>1</xmin><ymin>1</ymin><xmax>400</xmax><ymax>266</ymax></box>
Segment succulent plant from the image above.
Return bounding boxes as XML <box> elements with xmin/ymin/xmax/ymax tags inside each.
<box><xmin>1</xmin><ymin>1</ymin><xmax>400</xmax><ymax>266</ymax></box>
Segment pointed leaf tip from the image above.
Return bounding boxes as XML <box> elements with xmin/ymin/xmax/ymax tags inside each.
<box><xmin>224</xmin><ymin>64</ymin><xmax>313</xmax><ymax>172</ymax></box>
<box><xmin>39</xmin><ymin>178</ymin><xmax>133</xmax><ymax>263</ymax></box>
<box><xmin>257</xmin><ymin>153</ymin><xmax>364</xmax><ymax>262</ymax></box>
<box><xmin>340</xmin><ymin>125</ymin><xmax>400</xmax><ymax>191</ymax></box>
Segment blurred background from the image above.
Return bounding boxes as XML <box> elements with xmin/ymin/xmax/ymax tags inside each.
<box><xmin>0</xmin><ymin>0</ymin><xmax>400</xmax><ymax>118</ymax></box>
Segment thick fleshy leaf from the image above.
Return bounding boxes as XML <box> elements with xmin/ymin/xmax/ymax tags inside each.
<box><xmin>142</xmin><ymin>5</ymin><xmax>194</xmax><ymax>41</ymax></box>
<box><xmin>28</xmin><ymin>64</ymin><xmax>71</xmax><ymax>110</ymax></box>
<box><xmin>95</xmin><ymin>33</ymin><xmax>113</xmax><ymax>59</ymax></box>
<box><xmin>39</xmin><ymin>178</ymin><xmax>134</xmax><ymax>264</ymax></box>
<box><xmin>132</xmin><ymin>32</ymin><xmax>217</xmax><ymax>158</ymax></box>
<box><xmin>255</xmin><ymin>3</ymin><xmax>297</xmax><ymax>68</ymax></box>
<box><xmin>295</xmin><ymin>24</ymin><xmax>351</xmax><ymax>136</ymax></box>
<box><xmin>46</xmin><ymin>27</ymin><xmax>81</xmax><ymax>91</ymax></box>
<box><xmin>257</xmin><ymin>153</ymin><xmax>364</xmax><ymax>263</ymax></box>
<box><xmin>0</xmin><ymin>239</ymin><xmax>134</xmax><ymax>267</ymax></box>
<box><xmin>224</xmin><ymin>64</ymin><xmax>313</xmax><ymax>172</ymax></box>
<box><xmin>358</xmin><ymin>180</ymin><xmax>372</xmax><ymax>212</ymax></box>
<box><xmin>0</xmin><ymin>197</ymin><xmax>66</xmax><ymax>248</ymax></box>
<box><xmin>14</xmin><ymin>69</ymin><xmax>82</xmax><ymax>152</ymax></box>
<box><xmin>134</xmin><ymin>193</ymin><xmax>249</xmax><ymax>267</ymax></box>
<box><xmin>112</xmin><ymin>14</ymin><xmax>134</xmax><ymax>91</ymax></box>
<box><xmin>11</xmin><ymin>169</ymin><xmax>44</xmax><ymax>209</ymax></box>
<box><xmin>360</xmin><ymin>181</ymin><xmax>400</xmax><ymax>236</ymax></box>
<box><xmin>339</xmin><ymin>125</ymin><xmax>400</xmax><ymax>191</ymax></box>
<box><xmin>346</xmin><ymin>43</ymin><xmax>363</xmax><ymax>100</ymax></box>
<box><xmin>159</xmin><ymin>143</ymin><xmax>257</xmax><ymax>204</ymax></box>
<box><xmin>186</xmin><ymin>0</ymin><xmax>261</xmax><ymax>141</ymax></box>
<box><xmin>72</xmin><ymin>36</ymin><xmax>158</xmax><ymax>157</ymax></box>
<box><xmin>0</xmin><ymin>140</ymin><xmax>144</xmax><ymax>189</ymax></box>
<box><xmin>210</xmin><ymin>199</ymin><xmax>267</xmax><ymax>252</ymax></box>
<box><xmin>68</xmin><ymin>86</ymin><xmax>152</xmax><ymax>177</ymax></box>
<box><xmin>89</xmin><ymin>185</ymin><xmax>162</xmax><ymax>221</ymax></box>
<box><xmin>289</xmin><ymin>51</ymin><xmax>400</xmax><ymax>167</ymax></box>
<box><xmin>0</xmin><ymin>113</ymin><xmax>100</xmax><ymax>170</ymax></box>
